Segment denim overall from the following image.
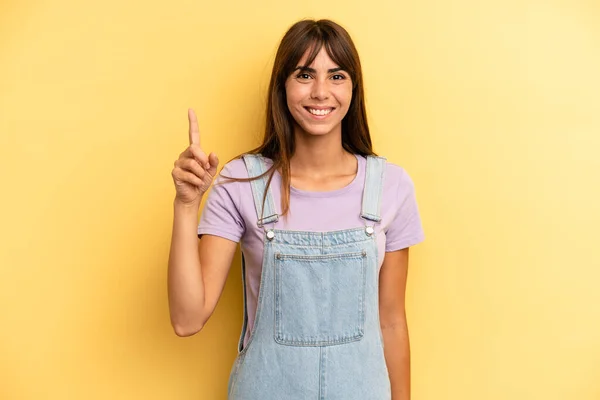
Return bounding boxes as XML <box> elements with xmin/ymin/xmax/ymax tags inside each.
<box><xmin>227</xmin><ymin>154</ymin><xmax>391</xmax><ymax>400</ymax></box>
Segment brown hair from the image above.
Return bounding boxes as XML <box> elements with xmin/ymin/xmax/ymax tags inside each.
<box><xmin>224</xmin><ymin>19</ymin><xmax>375</xmax><ymax>216</ymax></box>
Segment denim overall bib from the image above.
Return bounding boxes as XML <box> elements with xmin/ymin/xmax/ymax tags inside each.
<box><xmin>227</xmin><ymin>154</ymin><xmax>391</xmax><ymax>400</ymax></box>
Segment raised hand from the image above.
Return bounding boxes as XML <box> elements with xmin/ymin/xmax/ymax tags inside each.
<box><xmin>171</xmin><ymin>108</ymin><xmax>219</xmax><ymax>206</ymax></box>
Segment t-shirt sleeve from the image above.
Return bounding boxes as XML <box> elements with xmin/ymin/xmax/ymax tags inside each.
<box><xmin>197</xmin><ymin>162</ymin><xmax>246</xmax><ymax>243</ymax></box>
<box><xmin>385</xmin><ymin>168</ymin><xmax>425</xmax><ymax>252</ymax></box>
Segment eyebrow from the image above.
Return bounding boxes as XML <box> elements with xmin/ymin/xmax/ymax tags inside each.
<box><xmin>294</xmin><ymin>66</ymin><xmax>345</xmax><ymax>73</ymax></box>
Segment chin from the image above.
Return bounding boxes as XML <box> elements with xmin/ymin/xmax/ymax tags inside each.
<box><xmin>296</xmin><ymin>122</ymin><xmax>342</xmax><ymax>137</ymax></box>
<box><xmin>300</xmin><ymin>128</ymin><xmax>335</xmax><ymax>137</ymax></box>
<box><xmin>306</xmin><ymin>128</ymin><xmax>333</xmax><ymax>136</ymax></box>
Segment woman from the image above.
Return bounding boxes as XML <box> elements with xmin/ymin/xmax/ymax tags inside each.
<box><xmin>168</xmin><ymin>19</ymin><xmax>425</xmax><ymax>400</ymax></box>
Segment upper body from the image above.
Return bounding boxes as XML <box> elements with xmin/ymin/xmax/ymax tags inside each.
<box><xmin>197</xmin><ymin>153</ymin><xmax>424</xmax><ymax>347</ymax></box>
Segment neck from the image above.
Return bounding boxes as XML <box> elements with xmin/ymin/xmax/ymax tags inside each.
<box><xmin>290</xmin><ymin>125</ymin><xmax>354</xmax><ymax>176</ymax></box>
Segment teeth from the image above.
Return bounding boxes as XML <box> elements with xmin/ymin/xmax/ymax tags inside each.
<box><xmin>308</xmin><ymin>108</ymin><xmax>332</xmax><ymax>116</ymax></box>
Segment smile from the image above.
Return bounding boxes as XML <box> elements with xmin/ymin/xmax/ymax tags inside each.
<box><xmin>305</xmin><ymin>107</ymin><xmax>334</xmax><ymax>116</ymax></box>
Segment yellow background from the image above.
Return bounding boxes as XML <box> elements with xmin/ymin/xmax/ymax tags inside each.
<box><xmin>1</xmin><ymin>0</ymin><xmax>599</xmax><ymax>399</ymax></box>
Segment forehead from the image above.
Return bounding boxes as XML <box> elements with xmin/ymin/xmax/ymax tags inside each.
<box><xmin>297</xmin><ymin>45</ymin><xmax>339</xmax><ymax>68</ymax></box>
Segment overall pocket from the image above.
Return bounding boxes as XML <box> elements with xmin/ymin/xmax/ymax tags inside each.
<box><xmin>274</xmin><ymin>251</ymin><xmax>367</xmax><ymax>346</ymax></box>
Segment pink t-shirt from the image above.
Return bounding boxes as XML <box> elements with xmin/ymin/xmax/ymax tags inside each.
<box><xmin>197</xmin><ymin>154</ymin><xmax>425</xmax><ymax>347</ymax></box>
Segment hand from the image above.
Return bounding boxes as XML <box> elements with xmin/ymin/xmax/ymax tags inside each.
<box><xmin>171</xmin><ymin>108</ymin><xmax>219</xmax><ymax>206</ymax></box>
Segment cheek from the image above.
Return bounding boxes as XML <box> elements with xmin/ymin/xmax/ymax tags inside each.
<box><xmin>285</xmin><ymin>87</ymin><xmax>304</xmax><ymax>110</ymax></box>
<box><xmin>338</xmin><ymin>88</ymin><xmax>353</xmax><ymax>110</ymax></box>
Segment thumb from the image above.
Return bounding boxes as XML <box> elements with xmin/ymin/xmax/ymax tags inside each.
<box><xmin>207</xmin><ymin>152</ymin><xmax>219</xmax><ymax>177</ymax></box>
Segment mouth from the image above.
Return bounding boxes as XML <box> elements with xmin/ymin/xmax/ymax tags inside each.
<box><xmin>304</xmin><ymin>106</ymin><xmax>335</xmax><ymax>118</ymax></box>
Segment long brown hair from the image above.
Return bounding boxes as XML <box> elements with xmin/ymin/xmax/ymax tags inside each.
<box><xmin>225</xmin><ymin>19</ymin><xmax>375</xmax><ymax>216</ymax></box>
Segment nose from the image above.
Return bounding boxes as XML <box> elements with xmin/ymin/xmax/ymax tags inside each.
<box><xmin>310</xmin><ymin>78</ymin><xmax>329</xmax><ymax>100</ymax></box>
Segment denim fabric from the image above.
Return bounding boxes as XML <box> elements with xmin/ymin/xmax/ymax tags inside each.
<box><xmin>245</xmin><ymin>154</ymin><xmax>279</xmax><ymax>227</ymax></box>
<box><xmin>227</xmin><ymin>154</ymin><xmax>391</xmax><ymax>400</ymax></box>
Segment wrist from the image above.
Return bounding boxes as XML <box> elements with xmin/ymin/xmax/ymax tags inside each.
<box><xmin>173</xmin><ymin>197</ymin><xmax>202</xmax><ymax>213</ymax></box>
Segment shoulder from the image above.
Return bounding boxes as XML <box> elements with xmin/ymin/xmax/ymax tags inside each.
<box><xmin>363</xmin><ymin>155</ymin><xmax>414</xmax><ymax>193</ymax></box>
<box><xmin>216</xmin><ymin>157</ymin><xmax>248</xmax><ymax>181</ymax></box>
<box><xmin>383</xmin><ymin>160</ymin><xmax>414</xmax><ymax>191</ymax></box>
<box><xmin>204</xmin><ymin>158</ymin><xmax>250</xmax><ymax>202</ymax></box>
<box><xmin>216</xmin><ymin>154</ymin><xmax>275</xmax><ymax>180</ymax></box>
<box><xmin>375</xmin><ymin>157</ymin><xmax>425</xmax><ymax>247</ymax></box>
<box><xmin>371</xmin><ymin>157</ymin><xmax>418</xmax><ymax>209</ymax></box>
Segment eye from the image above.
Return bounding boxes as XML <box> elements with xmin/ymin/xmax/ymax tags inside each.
<box><xmin>331</xmin><ymin>74</ymin><xmax>346</xmax><ymax>80</ymax></box>
<box><xmin>296</xmin><ymin>73</ymin><xmax>312</xmax><ymax>80</ymax></box>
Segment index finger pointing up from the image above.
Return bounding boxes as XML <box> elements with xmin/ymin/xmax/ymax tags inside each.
<box><xmin>188</xmin><ymin>108</ymin><xmax>200</xmax><ymax>146</ymax></box>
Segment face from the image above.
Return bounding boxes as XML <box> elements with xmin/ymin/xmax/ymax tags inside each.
<box><xmin>284</xmin><ymin>46</ymin><xmax>353</xmax><ymax>138</ymax></box>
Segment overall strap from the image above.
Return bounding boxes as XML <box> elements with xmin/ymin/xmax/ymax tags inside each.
<box><xmin>242</xmin><ymin>154</ymin><xmax>279</xmax><ymax>227</ymax></box>
<box><xmin>361</xmin><ymin>155</ymin><xmax>387</xmax><ymax>223</ymax></box>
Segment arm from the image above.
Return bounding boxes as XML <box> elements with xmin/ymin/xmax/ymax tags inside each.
<box><xmin>167</xmin><ymin>108</ymin><xmax>238</xmax><ymax>337</ymax></box>
<box><xmin>167</xmin><ymin>199</ymin><xmax>237</xmax><ymax>337</ymax></box>
<box><xmin>379</xmin><ymin>248</ymin><xmax>411</xmax><ymax>400</ymax></box>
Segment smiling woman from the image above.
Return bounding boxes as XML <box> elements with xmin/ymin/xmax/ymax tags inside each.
<box><xmin>168</xmin><ymin>19</ymin><xmax>424</xmax><ymax>400</ymax></box>
<box><xmin>286</xmin><ymin>49</ymin><xmax>352</xmax><ymax>136</ymax></box>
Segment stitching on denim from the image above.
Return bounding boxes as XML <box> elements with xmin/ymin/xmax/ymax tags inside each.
<box><xmin>270</xmin><ymin>226</ymin><xmax>366</xmax><ymax>235</ymax></box>
<box><xmin>318</xmin><ymin>347</ymin><xmax>323</xmax><ymax>400</ymax></box>
<box><xmin>277</xmin><ymin>251</ymin><xmax>365</xmax><ymax>261</ymax></box>
<box><xmin>274</xmin><ymin>333</ymin><xmax>364</xmax><ymax>347</ymax></box>
<box><xmin>244</xmin><ymin>154</ymin><xmax>279</xmax><ymax>227</ymax></box>
<box><xmin>320</xmin><ymin>232</ymin><xmax>324</xmax><ymax>254</ymax></box>
<box><xmin>266</xmin><ymin>226</ymin><xmax>371</xmax><ymax>247</ymax></box>
<box><xmin>320</xmin><ymin>347</ymin><xmax>327</xmax><ymax>400</ymax></box>
<box><xmin>274</xmin><ymin>251</ymin><xmax>367</xmax><ymax>347</ymax></box>
<box><xmin>360</xmin><ymin>156</ymin><xmax>385</xmax><ymax>222</ymax></box>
